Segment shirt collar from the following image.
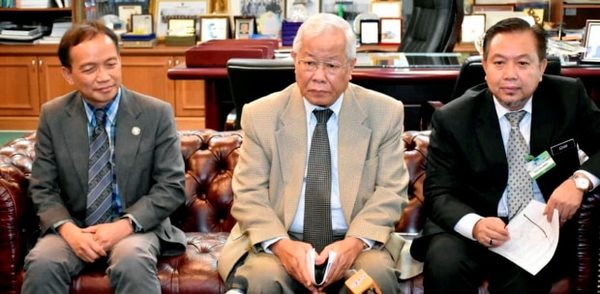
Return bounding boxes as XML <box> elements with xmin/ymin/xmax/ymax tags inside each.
<box><xmin>493</xmin><ymin>95</ymin><xmax>532</xmax><ymax>120</ymax></box>
<box><xmin>303</xmin><ymin>94</ymin><xmax>344</xmax><ymax>122</ymax></box>
<box><xmin>83</xmin><ymin>87</ymin><xmax>122</xmax><ymax>126</ymax></box>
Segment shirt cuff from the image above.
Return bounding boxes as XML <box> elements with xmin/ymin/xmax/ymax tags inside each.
<box><xmin>454</xmin><ymin>213</ymin><xmax>483</xmax><ymax>241</ymax></box>
<box><xmin>52</xmin><ymin>219</ymin><xmax>74</xmax><ymax>232</ymax></box>
<box><xmin>576</xmin><ymin>170</ymin><xmax>600</xmax><ymax>191</ymax></box>
<box><xmin>358</xmin><ymin>237</ymin><xmax>375</xmax><ymax>251</ymax></box>
<box><xmin>122</xmin><ymin>214</ymin><xmax>143</xmax><ymax>233</ymax></box>
<box><xmin>261</xmin><ymin>236</ymin><xmax>288</xmax><ymax>254</ymax></box>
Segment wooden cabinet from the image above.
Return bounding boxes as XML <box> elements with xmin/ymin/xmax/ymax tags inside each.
<box><xmin>119</xmin><ymin>50</ymin><xmax>205</xmax><ymax>130</ymax></box>
<box><xmin>0</xmin><ymin>52</ymin><xmax>73</xmax><ymax>129</ymax></box>
<box><xmin>0</xmin><ymin>45</ymin><xmax>205</xmax><ymax>130</ymax></box>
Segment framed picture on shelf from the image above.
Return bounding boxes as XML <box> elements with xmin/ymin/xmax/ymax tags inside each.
<box><xmin>154</xmin><ymin>0</ymin><xmax>208</xmax><ymax>38</ymax></box>
<box><xmin>460</xmin><ymin>14</ymin><xmax>485</xmax><ymax>43</ymax></box>
<box><xmin>379</xmin><ymin>17</ymin><xmax>401</xmax><ymax>45</ymax></box>
<box><xmin>199</xmin><ymin>16</ymin><xmax>229</xmax><ymax>42</ymax></box>
<box><xmin>117</xmin><ymin>4</ymin><xmax>142</xmax><ymax>31</ymax></box>
<box><xmin>370</xmin><ymin>1</ymin><xmax>402</xmax><ymax>18</ymax></box>
<box><xmin>209</xmin><ymin>0</ymin><xmax>228</xmax><ymax>14</ymax></box>
<box><xmin>240</xmin><ymin>0</ymin><xmax>283</xmax><ymax>36</ymax></box>
<box><xmin>234</xmin><ymin>16</ymin><xmax>255</xmax><ymax>39</ymax></box>
<box><xmin>285</xmin><ymin>0</ymin><xmax>320</xmax><ymax>21</ymax></box>
<box><xmin>582</xmin><ymin>20</ymin><xmax>600</xmax><ymax>62</ymax></box>
<box><xmin>168</xmin><ymin>18</ymin><xmax>196</xmax><ymax>36</ymax></box>
<box><xmin>131</xmin><ymin>14</ymin><xmax>154</xmax><ymax>34</ymax></box>
<box><xmin>359</xmin><ymin>19</ymin><xmax>379</xmax><ymax>45</ymax></box>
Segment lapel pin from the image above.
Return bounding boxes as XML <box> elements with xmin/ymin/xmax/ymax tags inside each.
<box><xmin>131</xmin><ymin>126</ymin><xmax>141</xmax><ymax>136</ymax></box>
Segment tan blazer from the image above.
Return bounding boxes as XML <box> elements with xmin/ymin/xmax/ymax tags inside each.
<box><xmin>218</xmin><ymin>83</ymin><xmax>409</xmax><ymax>278</ymax></box>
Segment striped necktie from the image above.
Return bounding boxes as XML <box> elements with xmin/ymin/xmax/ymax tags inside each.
<box><xmin>86</xmin><ymin>109</ymin><xmax>113</xmax><ymax>225</ymax></box>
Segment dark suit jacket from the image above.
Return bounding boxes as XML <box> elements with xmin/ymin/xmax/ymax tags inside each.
<box><xmin>28</xmin><ymin>87</ymin><xmax>186</xmax><ymax>256</ymax></box>
<box><xmin>412</xmin><ymin>75</ymin><xmax>600</xmax><ymax>261</ymax></box>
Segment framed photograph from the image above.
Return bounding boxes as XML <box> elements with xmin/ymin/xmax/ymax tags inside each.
<box><xmin>380</xmin><ymin>17</ymin><xmax>401</xmax><ymax>45</ymax></box>
<box><xmin>359</xmin><ymin>19</ymin><xmax>379</xmax><ymax>45</ymax></box>
<box><xmin>209</xmin><ymin>0</ymin><xmax>228</xmax><ymax>14</ymax></box>
<box><xmin>240</xmin><ymin>0</ymin><xmax>284</xmax><ymax>36</ymax></box>
<box><xmin>582</xmin><ymin>20</ymin><xmax>600</xmax><ymax>62</ymax></box>
<box><xmin>154</xmin><ymin>0</ymin><xmax>208</xmax><ymax>38</ymax></box>
<box><xmin>461</xmin><ymin>14</ymin><xmax>486</xmax><ymax>43</ymax></box>
<box><xmin>168</xmin><ymin>18</ymin><xmax>196</xmax><ymax>36</ymax></box>
<box><xmin>370</xmin><ymin>1</ymin><xmax>402</xmax><ymax>18</ymax></box>
<box><xmin>199</xmin><ymin>16</ymin><xmax>229</xmax><ymax>42</ymax></box>
<box><xmin>117</xmin><ymin>4</ymin><xmax>142</xmax><ymax>31</ymax></box>
<box><xmin>131</xmin><ymin>14</ymin><xmax>153</xmax><ymax>34</ymax></box>
<box><xmin>234</xmin><ymin>16</ymin><xmax>255</xmax><ymax>39</ymax></box>
<box><xmin>472</xmin><ymin>4</ymin><xmax>514</xmax><ymax>13</ymax></box>
<box><xmin>285</xmin><ymin>0</ymin><xmax>320</xmax><ymax>21</ymax></box>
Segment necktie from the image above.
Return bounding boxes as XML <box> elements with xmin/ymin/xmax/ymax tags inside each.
<box><xmin>86</xmin><ymin>109</ymin><xmax>113</xmax><ymax>225</ymax></box>
<box><xmin>303</xmin><ymin>109</ymin><xmax>334</xmax><ymax>252</ymax></box>
<box><xmin>506</xmin><ymin>110</ymin><xmax>533</xmax><ymax>219</ymax></box>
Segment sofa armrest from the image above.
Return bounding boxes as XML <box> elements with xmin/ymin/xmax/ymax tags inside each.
<box><xmin>0</xmin><ymin>134</ymin><xmax>36</xmax><ymax>294</ymax></box>
<box><xmin>574</xmin><ymin>191</ymin><xmax>600</xmax><ymax>293</ymax></box>
<box><xmin>0</xmin><ymin>165</ymin><xmax>29</xmax><ymax>294</ymax></box>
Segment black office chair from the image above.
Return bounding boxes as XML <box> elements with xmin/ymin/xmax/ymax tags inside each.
<box><xmin>226</xmin><ymin>58</ymin><xmax>296</xmax><ymax>129</ymax></box>
<box><xmin>398</xmin><ymin>0</ymin><xmax>463</xmax><ymax>52</ymax></box>
<box><xmin>450</xmin><ymin>55</ymin><xmax>562</xmax><ymax>102</ymax></box>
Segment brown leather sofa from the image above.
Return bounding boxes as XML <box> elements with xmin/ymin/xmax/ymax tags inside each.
<box><xmin>0</xmin><ymin>130</ymin><xmax>597</xmax><ymax>294</ymax></box>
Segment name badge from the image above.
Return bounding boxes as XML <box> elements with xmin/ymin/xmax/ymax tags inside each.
<box><xmin>525</xmin><ymin>151</ymin><xmax>556</xmax><ymax>180</ymax></box>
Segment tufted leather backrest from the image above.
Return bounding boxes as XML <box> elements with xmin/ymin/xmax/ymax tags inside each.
<box><xmin>0</xmin><ymin>129</ymin><xmax>429</xmax><ymax>293</ymax></box>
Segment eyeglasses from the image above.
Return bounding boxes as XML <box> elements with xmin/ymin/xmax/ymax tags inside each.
<box><xmin>297</xmin><ymin>59</ymin><xmax>347</xmax><ymax>75</ymax></box>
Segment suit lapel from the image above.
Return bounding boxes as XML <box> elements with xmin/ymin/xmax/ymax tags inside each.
<box><xmin>63</xmin><ymin>93</ymin><xmax>91</xmax><ymax>191</ymax></box>
<box><xmin>530</xmin><ymin>89</ymin><xmax>556</xmax><ymax>156</ymax></box>
<box><xmin>275</xmin><ymin>85</ymin><xmax>308</xmax><ymax>227</ymax></box>
<box><xmin>338</xmin><ymin>86</ymin><xmax>370</xmax><ymax>224</ymax></box>
<box><xmin>114</xmin><ymin>88</ymin><xmax>143</xmax><ymax>205</ymax></box>
<box><xmin>475</xmin><ymin>92</ymin><xmax>507</xmax><ymax>173</ymax></box>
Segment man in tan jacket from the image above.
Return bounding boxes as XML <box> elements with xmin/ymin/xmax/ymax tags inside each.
<box><xmin>218</xmin><ymin>13</ymin><xmax>408</xmax><ymax>293</ymax></box>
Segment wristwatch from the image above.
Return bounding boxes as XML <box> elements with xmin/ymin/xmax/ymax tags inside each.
<box><xmin>571</xmin><ymin>173</ymin><xmax>592</xmax><ymax>193</ymax></box>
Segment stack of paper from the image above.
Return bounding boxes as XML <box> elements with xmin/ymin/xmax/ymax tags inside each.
<box><xmin>0</xmin><ymin>25</ymin><xmax>43</xmax><ymax>42</ymax></box>
<box><xmin>36</xmin><ymin>21</ymin><xmax>71</xmax><ymax>44</ymax></box>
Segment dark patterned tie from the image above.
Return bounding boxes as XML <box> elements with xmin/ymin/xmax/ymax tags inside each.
<box><xmin>86</xmin><ymin>109</ymin><xmax>113</xmax><ymax>225</ymax></box>
<box><xmin>506</xmin><ymin>110</ymin><xmax>533</xmax><ymax>219</ymax></box>
<box><xmin>304</xmin><ymin>109</ymin><xmax>334</xmax><ymax>253</ymax></box>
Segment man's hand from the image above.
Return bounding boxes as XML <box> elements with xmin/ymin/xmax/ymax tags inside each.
<box><xmin>58</xmin><ymin>222</ymin><xmax>106</xmax><ymax>263</ymax></box>
<box><xmin>82</xmin><ymin>219</ymin><xmax>134</xmax><ymax>251</ymax></box>
<box><xmin>472</xmin><ymin>217</ymin><xmax>509</xmax><ymax>248</ymax></box>
<box><xmin>270</xmin><ymin>239</ymin><xmax>318</xmax><ymax>293</ymax></box>
<box><xmin>315</xmin><ymin>237</ymin><xmax>363</xmax><ymax>291</ymax></box>
<box><xmin>544</xmin><ymin>179</ymin><xmax>583</xmax><ymax>224</ymax></box>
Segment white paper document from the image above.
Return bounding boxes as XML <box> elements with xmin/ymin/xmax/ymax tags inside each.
<box><xmin>490</xmin><ymin>200</ymin><xmax>559</xmax><ymax>275</ymax></box>
<box><xmin>306</xmin><ymin>249</ymin><xmax>337</xmax><ymax>286</ymax></box>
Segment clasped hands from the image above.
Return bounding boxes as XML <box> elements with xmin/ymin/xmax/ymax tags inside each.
<box><xmin>271</xmin><ymin>237</ymin><xmax>363</xmax><ymax>294</ymax></box>
<box><xmin>58</xmin><ymin>219</ymin><xmax>133</xmax><ymax>263</ymax></box>
<box><xmin>473</xmin><ymin>178</ymin><xmax>583</xmax><ymax>248</ymax></box>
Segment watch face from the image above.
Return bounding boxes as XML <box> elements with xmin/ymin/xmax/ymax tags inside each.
<box><xmin>575</xmin><ymin>177</ymin><xmax>590</xmax><ymax>190</ymax></box>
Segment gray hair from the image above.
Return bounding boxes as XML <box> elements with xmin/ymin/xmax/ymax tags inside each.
<box><xmin>292</xmin><ymin>13</ymin><xmax>356</xmax><ymax>60</ymax></box>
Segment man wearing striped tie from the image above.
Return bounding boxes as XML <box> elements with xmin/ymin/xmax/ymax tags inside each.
<box><xmin>22</xmin><ymin>21</ymin><xmax>186</xmax><ymax>294</ymax></box>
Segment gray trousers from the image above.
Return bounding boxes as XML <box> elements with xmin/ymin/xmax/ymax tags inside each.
<box><xmin>21</xmin><ymin>232</ymin><xmax>161</xmax><ymax>294</ymax></box>
<box><xmin>233</xmin><ymin>246</ymin><xmax>400</xmax><ymax>293</ymax></box>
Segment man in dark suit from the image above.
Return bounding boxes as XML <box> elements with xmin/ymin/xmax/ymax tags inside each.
<box><xmin>21</xmin><ymin>21</ymin><xmax>186</xmax><ymax>294</ymax></box>
<box><xmin>412</xmin><ymin>18</ymin><xmax>600</xmax><ymax>293</ymax></box>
